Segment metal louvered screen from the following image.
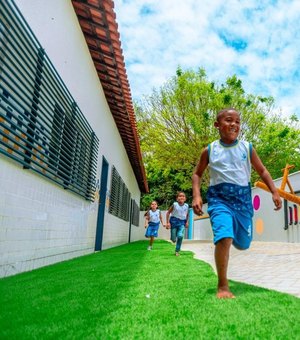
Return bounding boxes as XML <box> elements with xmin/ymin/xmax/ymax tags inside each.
<box><xmin>131</xmin><ymin>200</ymin><xmax>140</xmax><ymax>226</ymax></box>
<box><xmin>0</xmin><ymin>1</ymin><xmax>99</xmax><ymax>201</ymax></box>
<box><xmin>109</xmin><ymin>166</ymin><xmax>131</xmax><ymax>221</ymax></box>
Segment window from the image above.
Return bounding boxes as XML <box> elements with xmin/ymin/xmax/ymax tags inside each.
<box><xmin>0</xmin><ymin>1</ymin><xmax>98</xmax><ymax>200</ymax></box>
<box><xmin>109</xmin><ymin>166</ymin><xmax>131</xmax><ymax>221</ymax></box>
<box><xmin>131</xmin><ymin>200</ymin><xmax>140</xmax><ymax>226</ymax></box>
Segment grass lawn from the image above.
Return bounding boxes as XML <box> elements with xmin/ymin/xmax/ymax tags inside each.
<box><xmin>1</xmin><ymin>240</ymin><xmax>300</xmax><ymax>339</ymax></box>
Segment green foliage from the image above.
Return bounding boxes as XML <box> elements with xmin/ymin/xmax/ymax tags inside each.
<box><xmin>136</xmin><ymin>67</ymin><xmax>300</xmax><ymax>209</ymax></box>
<box><xmin>253</xmin><ymin>114</ymin><xmax>300</xmax><ymax>182</ymax></box>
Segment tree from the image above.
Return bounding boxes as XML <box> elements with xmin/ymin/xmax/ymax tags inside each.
<box><xmin>136</xmin><ymin>67</ymin><xmax>300</xmax><ymax>209</ymax></box>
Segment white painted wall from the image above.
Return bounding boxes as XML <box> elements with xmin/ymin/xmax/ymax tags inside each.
<box><xmin>0</xmin><ymin>157</ymin><xmax>97</xmax><ymax>277</ymax></box>
<box><xmin>192</xmin><ymin>204</ymin><xmax>213</xmax><ymax>241</ymax></box>
<box><xmin>252</xmin><ymin>171</ymin><xmax>300</xmax><ymax>242</ymax></box>
<box><xmin>0</xmin><ymin>0</ymin><xmax>141</xmax><ymax>277</ymax></box>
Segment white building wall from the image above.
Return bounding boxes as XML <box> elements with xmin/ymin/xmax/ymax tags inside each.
<box><xmin>129</xmin><ymin>213</ymin><xmax>146</xmax><ymax>243</ymax></box>
<box><xmin>252</xmin><ymin>171</ymin><xmax>300</xmax><ymax>242</ymax></box>
<box><xmin>0</xmin><ymin>157</ymin><xmax>98</xmax><ymax>277</ymax></box>
<box><xmin>0</xmin><ymin>0</ymin><xmax>141</xmax><ymax>277</ymax></box>
<box><xmin>192</xmin><ymin>204</ymin><xmax>213</xmax><ymax>241</ymax></box>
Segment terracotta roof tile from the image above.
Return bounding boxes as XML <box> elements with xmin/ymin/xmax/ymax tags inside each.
<box><xmin>72</xmin><ymin>0</ymin><xmax>148</xmax><ymax>193</ymax></box>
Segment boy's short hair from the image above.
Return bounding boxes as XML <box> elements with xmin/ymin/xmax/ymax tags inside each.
<box><xmin>217</xmin><ymin>108</ymin><xmax>240</xmax><ymax>121</ymax></box>
<box><xmin>176</xmin><ymin>191</ymin><xmax>186</xmax><ymax>198</ymax></box>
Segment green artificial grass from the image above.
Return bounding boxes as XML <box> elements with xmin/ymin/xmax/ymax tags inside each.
<box><xmin>1</xmin><ymin>240</ymin><xmax>300</xmax><ymax>339</ymax></box>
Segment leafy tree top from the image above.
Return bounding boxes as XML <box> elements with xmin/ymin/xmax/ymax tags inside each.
<box><xmin>135</xmin><ymin>67</ymin><xmax>300</xmax><ymax>209</ymax></box>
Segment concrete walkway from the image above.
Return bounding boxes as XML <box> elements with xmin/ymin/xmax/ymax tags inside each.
<box><xmin>181</xmin><ymin>240</ymin><xmax>300</xmax><ymax>298</ymax></box>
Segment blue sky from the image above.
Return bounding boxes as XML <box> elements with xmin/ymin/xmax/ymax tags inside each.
<box><xmin>114</xmin><ymin>0</ymin><xmax>300</xmax><ymax>119</ymax></box>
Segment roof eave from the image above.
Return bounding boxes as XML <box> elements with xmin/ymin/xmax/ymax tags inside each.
<box><xmin>72</xmin><ymin>0</ymin><xmax>148</xmax><ymax>193</ymax></box>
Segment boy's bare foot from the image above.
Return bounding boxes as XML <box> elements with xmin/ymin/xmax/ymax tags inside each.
<box><xmin>175</xmin><ymin>252</ymin><xmax>180</xmax><ymax>256</ymax></box>
<box><xmin>217</xmin><ymin>287</ymin><xmax>235</xmax><ymax>299</ymax></box>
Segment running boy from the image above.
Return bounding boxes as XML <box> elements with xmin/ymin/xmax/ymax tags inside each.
<box><xmin>166</xmin><ymin>192</ymin><xmax>189</xmax><ymax>256</ymax></box>
<box><xmin>144</xmin><ymin>200</ymin><xmax>164</xmax><ymax>250</ymax></box>
<box><xmin>192</xmin><ymin>108</ymin><xmax>282</xmax><ymax>299</ymax></box>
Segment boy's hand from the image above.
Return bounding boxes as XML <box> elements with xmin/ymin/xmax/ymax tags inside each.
<box><xmin>192</xmin><ymin>197</ymin><xmax>204</xmax><ymax>216</ymax></box>
<box><xmin>144</xmin><ymin>224</ymin><xmax>147</xmax><ymax>228</ymax></box>
<box><xmin>185</xmin><ymin>223</ymin><xmax>189</xmax><ymax>229</ymax></box>
<box><xmin>165</xmin><ymin>223</ymin><xmax>170</xmax><ymax>229</ymax></box>
<box><xmin>272</xmin><ymin>192</ymin><xmax>282</xmax><ymax>210</ymax></box>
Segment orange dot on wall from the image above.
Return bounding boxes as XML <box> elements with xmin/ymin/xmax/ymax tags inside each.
<box><xmin>256</xmin><ymin>218</ymin><xmax>264</xmax><ymax>235</ymax></box>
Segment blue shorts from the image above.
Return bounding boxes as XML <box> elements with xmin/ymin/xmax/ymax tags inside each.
<box><xmin>145</xmin><ymin>222</ymin><xmax>159</xmax><ymax>238</ymax></box>
<box><xmin>170</xmin><ymin>216</ymin><xmax>186</xmax><ymax>227</ymax></box>
<box><xmin>208</xmin><ymin>203</ymin><xmax>253</xmax><ymax>250</ymax></box>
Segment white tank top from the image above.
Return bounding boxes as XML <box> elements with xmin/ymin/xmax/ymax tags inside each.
<box><xmin>172</xmin><ymin>202</ymin><xmax>189</xmax><ymax>220</ymax></box>
<box><xmin>148</xmin><ymin>209</ymin><xmax>160</xmax><ymax>223</ymax></box>
<box><xmin>208</xmin><ymin>140</ymin><xmax>252</xmax><ymax>186</ymax></box>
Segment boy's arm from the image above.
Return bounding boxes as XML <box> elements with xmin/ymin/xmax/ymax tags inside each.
<box><xmin>165</xmin><ymin>205</ymin><xmax>173</xmax><ymax>229</ymax></box>
<box><xmin>251</xmin><ymin>147</ymin><xmax>282</xmax><ymax>210</ymax></box>
<box><xmin>192</xmin><ymin>147</ymin><xmax>209</xmax><ymax>215</ymax></box>
<box><xmin>185</xmin><ymin>209</ymin><xmax>189</xmax><ymax>228</ymax></box>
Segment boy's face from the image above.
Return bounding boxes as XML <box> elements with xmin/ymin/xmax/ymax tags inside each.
<box><xmin>177</xmin><ymin>193</ymin><xmax>186</xmax><ymax>204</ymax></box>
<box><xmin>214</xmin><ymin>109</ymin><xmax>240</xmax><ymax>143</ymax></box>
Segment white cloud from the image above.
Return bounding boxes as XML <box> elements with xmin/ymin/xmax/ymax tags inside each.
<box><xmin>114</xmin><ymin>0</ymin><xmax>300</xmax><ymax>119</ymax></box>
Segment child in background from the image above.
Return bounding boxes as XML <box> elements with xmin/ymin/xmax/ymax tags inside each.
<box><xmin>192</xmin><ymin>108</ymin><xmax>282</xmax><ymax>299</ymax></box>
<box><xmin>144</xmin><ymin>201</ymin><xmax>164</xmax><ymax>250</ymax></box>
<box><xmin>166</xmin><ymin>192</ymin><xmax>189</xmax><ymax>256</ymax></box>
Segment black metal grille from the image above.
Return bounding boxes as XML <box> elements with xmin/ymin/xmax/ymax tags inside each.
<box><xmin>0</xmin><ymin>1</ymin><xmax>99</xmax><ymax>201</ymax></box>
<box><xmin>109</xmin><ymin>166</ymin><xmax>131</xmax><ymax>221</ymax></box>
<box><xmin>131</xmin><ymin>200</ymin><xmax>140</xmax><ymax>226</ymax></box>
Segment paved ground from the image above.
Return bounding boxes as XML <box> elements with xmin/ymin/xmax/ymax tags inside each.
<box><xmin>181</xmin><ymin>240</ymin><xmax>300</xmax><ymax>298</ymax></box>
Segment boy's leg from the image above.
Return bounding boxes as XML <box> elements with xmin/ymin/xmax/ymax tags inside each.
<box><xmin>170</xmin><ymin>227</ymin><xmax>177</xmax><ymax>243</ymax></box>
<box><xmin>175</xmin><ymin>225</ymin><xmax>185</xmax><ymax>254</ymax></box>
<box><xmin>208</xmin><ymin>203</ymin><xmax>235</xmax><ymax>298</ymax></box>
<box><xmin>232</xmin><ymin>213</ymin><xmax>253</xmax><ymax>250</ymax></box>
<box><xmin>214</xmin><ymin>237</ymin><xmax>235</xmax><ymax>298</ymax></box>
